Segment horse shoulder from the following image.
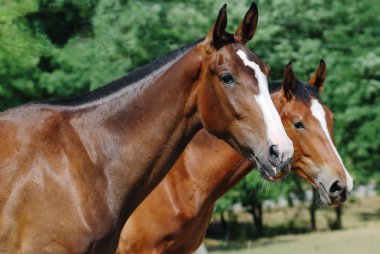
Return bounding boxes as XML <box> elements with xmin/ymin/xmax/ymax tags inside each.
<box><xmin>0</xmin><ymin>106</ymin><xmax>111</xmax><ymax>253</ymax></box>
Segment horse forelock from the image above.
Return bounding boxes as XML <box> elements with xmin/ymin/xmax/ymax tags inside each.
<box><xmin>269</xmin><ymin>80</ymin><xmax>320</xmax><ymax>105</ymax></box>
<box><xmin>294</xmin><ymin>81</ymin><xmax>320</xmax><ymax>105</ymax></box>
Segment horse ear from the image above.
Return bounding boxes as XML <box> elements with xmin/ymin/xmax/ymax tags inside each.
<box><xmin>282</xmin><ymin>62</ymin><xmax>297</xmax><ymax>101</ymax></box>
<box><xmin>205</xmin><ymin>4</ymin><xmax>232</xmax><ymax>52</ymax></box>
<box><xmin>213</xmin><ymin>4</ymin><xmax>228</xmax><ymax>45</ymax></box>
<box><xmin>234</xmin><ymin>2</ymin><xmax>259</xmax><ymax>44</ymax></box>
<box><xmin>308</xmin><ymin>59</ymin><xmax>326</xmax><ymax>92</ymax></box>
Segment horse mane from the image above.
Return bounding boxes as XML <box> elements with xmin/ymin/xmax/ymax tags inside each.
<box><xmin>37</xmin><ymin>38</ymin><xmax>204</xmax><ymax>106</ymax></box>
<box><xmin>269</xmin><ymin>80</ymin><xmax>320</xmax><ymax>104</ymax></box>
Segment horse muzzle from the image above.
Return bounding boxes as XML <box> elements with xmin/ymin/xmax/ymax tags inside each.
<box><xmin>318</xmin><ymin>180</ymin><xmax>351</xmax><ymax>207</ymax></box>
<box><xmin>254</xmin><ymin>156</ymin><xmax>292</xmax><ymax>182</ymax></box>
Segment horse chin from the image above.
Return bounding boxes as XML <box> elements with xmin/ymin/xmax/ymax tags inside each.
<box><xmin>249</xmin><ymin>155</ymin><xmax>290</xmax><ymax>182</ymax></box>
<box><xmin>296</xmin><ymin>168</ymin><xmax>342</xmax><ymax>207</ymax></box>
<box><xmin>237</xmin><ymin>144</ymin><xmax>289</xmax><ymax>182</ymax></box>
<box><xmin>251</xmin><ymin>157</ymin><xmax>277</xmax><ymax>182</ymax></box>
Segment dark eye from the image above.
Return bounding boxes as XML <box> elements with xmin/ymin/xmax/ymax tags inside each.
<box><xmin>294</xmin><ymin>121</ymin><xmax>304</xmax><ymax>129</ymax></box>
<box><xmin>220</xmin><ymin>73</ymin><xmax>235</xmax><ymax>85</ymax></box>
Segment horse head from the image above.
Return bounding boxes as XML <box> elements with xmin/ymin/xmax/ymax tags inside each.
<box><xmin>196</xmin><ymin>3</ymin><xmax>294</xmax><ymax>181</ymax></box>
<box><xmin>273</xmin><ymin>60</ymin><xmax>353</xmax><ymax>206</ymax></box>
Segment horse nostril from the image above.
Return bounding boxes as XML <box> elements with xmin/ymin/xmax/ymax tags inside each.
<box><xmin>329</xmin><ymin>181</ymin><xmax>343</xmax><ymax>197</ymax></box>
<box><xmin>340</xmin><ymin>190</ymin><xmax>347</xmax><ymax>202</ymax></box>
<box><xmin>269</xmin><ymin>145</ymin><xmax>280</xmax><ymax>159</ymax></box>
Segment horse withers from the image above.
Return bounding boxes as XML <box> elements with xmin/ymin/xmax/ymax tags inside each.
<box><xmin>0</xmin><ymin>3</ymin><xmax>292</xmax><ymax>253</ymax></box>
<box><xmin>117</xmin><ymin>61</ymin><xmax>353</xmax><ymax>254</ymax></box>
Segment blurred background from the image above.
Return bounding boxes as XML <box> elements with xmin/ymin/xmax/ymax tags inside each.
<box><xmin>0</xmin><ymin>0</ymin><xmax>379</xmax><ymax>253</ymax></box>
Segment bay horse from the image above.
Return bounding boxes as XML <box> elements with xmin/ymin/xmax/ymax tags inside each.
<box><xmin>0</xmin><ymin>3</ymin><xmax>293</xmax><ymax>254</ymax></box>
<box><xmin>116</xmin><ymin>61</ymin><xmax>353</xmax><ymax>254</ymax></box>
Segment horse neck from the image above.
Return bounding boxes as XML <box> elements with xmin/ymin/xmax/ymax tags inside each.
<box><xmin>66</xmin><ymin>46</ymin><xmax>203</xmax><ymax>219</ymax></box>
<box><xmin>169</xmin><ymin>130</ymin><xmax>252</xmax><ymax>207</ymax></box>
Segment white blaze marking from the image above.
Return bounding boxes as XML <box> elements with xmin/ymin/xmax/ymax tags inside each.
<box><xmin>310</xmin><ymin>99</ymin><xmax>353</xmax><ymax>192</ymax></box>
<box><xmin>236</xmin><ymin>50</ymin><xmax>293</xmax><ymax>160</ymax></box>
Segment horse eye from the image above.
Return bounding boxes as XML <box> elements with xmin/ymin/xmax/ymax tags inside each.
<box><xmin>294</xmin><ymin>121</ymin><xmax>304</xmax><ymax>129</ymax></box>
<box><xmin>220</xmin><ymin>73</ymin><xmax>235</xmax><ymax>85</ymax></box>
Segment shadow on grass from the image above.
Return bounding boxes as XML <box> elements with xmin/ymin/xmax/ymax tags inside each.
<box><xmin>206</xmin><ymin>221</ymin><xmax>312</xmax><ymax>243</ymax></box>
<box><xmin>359</xmin><ymin>208</ymin><xmax>380</xmax><ymax>221</ymax></box>
<box><xmin>207</xmin><ymin>237</ymin><xmax>297</xmax><ymax>252</ymax></box>
<box><xmin>206</xmin><ymin>241</ymin><xmax>246</xmax><ymax>252</ymax></box>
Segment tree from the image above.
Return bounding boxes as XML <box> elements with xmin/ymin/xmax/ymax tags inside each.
<box><xmin>215</xmin><ymin>170</ymin><xmax>305</xmax><ymax>235</ymax></box>
<box><xmin>0</xmin><ymin>0</ymin><xmax>50</xmax><ymax>108</ymax></box>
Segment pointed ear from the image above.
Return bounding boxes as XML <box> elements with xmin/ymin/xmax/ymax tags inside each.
<box><xmin>234</xmin><ymin>2</ymin><xmax>259</xmax><ymax>44</ymax></box>
<box><xmin>213</xmin><ymin>4</ymin><xmax>228</xmax><ymax>46</ymax></box>
<box><xmin>281</xmin><ymin>62</ymin><xmax>297</xmax><ymax>101</ymax></box>
<box><xmin>308</xmin><ymin>59</ymin><xmax>326</xmax><ymax>92</ymax></box>
<box><xmin>204</xmin><ymin>4</ymin><xmax>232</xmax><ymax>52</ymax></box>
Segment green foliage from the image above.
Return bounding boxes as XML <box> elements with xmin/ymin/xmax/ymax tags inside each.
<box><xmin>0</xmin><ymin>0</ymin><xmax>49</xmax><ymax>108</ymax></box>
<box><xmin>215</xmin><ymin>170</ymin><xmax>277</xmax><ymax>214</ymax></box>
<box><xmin>215</xmin><ymin>170</ymin><xmax>306</xmax><ymax>214</ymax></box>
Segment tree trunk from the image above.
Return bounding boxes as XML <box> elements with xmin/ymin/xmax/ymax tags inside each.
<box><xmin>309</xmin><ymin>188</ymin><xmax>318</xmax><ymax>231</ymax></box>
<box><xmin>334</xmin><ymin>206</ymin><xmax>343</xmax><ymax>229</ymax></box>
<box><xmin>249</xmin><ymin>201</ymin><xmax>264</xmax><ymax>234</ymax></box>
<box><xmin>220</xmin><ymin>212</ymin><xmax>229</xmax><ymax>241</ymax></box>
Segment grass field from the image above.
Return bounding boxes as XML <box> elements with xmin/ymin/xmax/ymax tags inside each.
<box><xmin>206</xmin><ymin>196</ymin><xmax>380</xmax><ymax>254</ymax></box>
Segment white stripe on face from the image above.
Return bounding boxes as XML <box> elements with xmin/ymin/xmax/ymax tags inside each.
<box><xmin>236</xmin><ymin>50</ymin><xmax>293</xmax><ymax>160</ymax></box>
<box><xmin>310</xmin><ymin>99</ymin><xmax>353</xmax><ymax>192</ymax></box>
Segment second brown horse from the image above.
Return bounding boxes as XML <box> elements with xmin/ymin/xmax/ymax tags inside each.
<box><xmin>117</xmin><ymin>61</ymin><xmax>353</xmax><ymax>254</ymax></box>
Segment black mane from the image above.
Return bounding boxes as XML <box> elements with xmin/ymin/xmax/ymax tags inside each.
<box><xmin>269</xmin><ymin>80</ymin><xmax>319</xmax><ymax>104</ymax></box>
<box><xmin>36</xmin><ymin>38</ymin><xmax>204</xmax><ymax>106</ymax></box>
